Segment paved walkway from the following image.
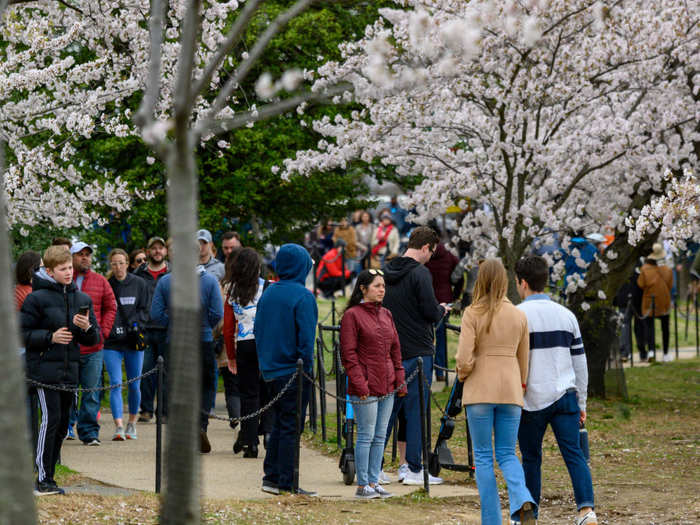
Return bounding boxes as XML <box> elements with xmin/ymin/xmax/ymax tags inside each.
<box><xmin>61</xmin><ymin>394</ymin><xmax>477</xmax><ymax>501</ymax></box>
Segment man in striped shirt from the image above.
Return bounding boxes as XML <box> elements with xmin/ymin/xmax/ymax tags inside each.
<box><xmin>515</xmin><ymin>255</ymin><xmax>597</xmax><ymax>525</ymax></box>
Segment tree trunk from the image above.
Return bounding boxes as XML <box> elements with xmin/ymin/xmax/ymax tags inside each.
<box><xmin>572</xmin><ymin>304</ymin><xmax>619</xmax><ymax>398</ymax></box>
<box><xmin>0</xmin><ymin>140</ymin><xmax>38</xmax><ymax>524</ymax></box>
<box><xmin>161</xmin><ymin>134</ymin><xmax>202</xmax><ymax>525</ymax></box>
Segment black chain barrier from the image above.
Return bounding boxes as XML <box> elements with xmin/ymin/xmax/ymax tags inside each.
<box><xmin>26</xmin><ymin>364</ymin><xmax>160</xmax><ymax>393</ymax></box>
<box><xmin>203</xmin><ymin>369</ymin><xmax>299</xmax><ymax>424</ymax></box>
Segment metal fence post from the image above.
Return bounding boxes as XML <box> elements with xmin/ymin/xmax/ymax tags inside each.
<box><xmin>674</xmin><ymin>293</ymin><xmax>679</xmax><ymax>361</ymax></box>
<box><xmin>650</xmin><ymin>295</ymin><xmax>656</xmax><ymax>360</ymax></box>
<box><xmin>293</xmin><ymin>359</ymin><xmax>304</xmax><ymax>494</ymax></box>
<box><xmin>341</xmin><ymin>246</ymin><xmax>346</xmax><ymax>297</ymax></box>
<box><xmin>155</xmin><ymin>356</ymin><xmax>164</xmax><ymax>494</ymax></box>
<box><xmin>417</xmin><ymin>357</ymin><xmax>429</xmax><ymax>495</ymax></box>
<box><xmin>316</xmin><ymin>337</ymin><xmax>327</xmax><ymax>442</ymax></box>
<box><xmin>391</xmin><ymin>419</ymin><xmax>398</xmax><ymax>463</ymax></box>
<box><xmin>695</xmin><ymin>291</ymin><xmax>699</xmax><ymax>357</ymax></box>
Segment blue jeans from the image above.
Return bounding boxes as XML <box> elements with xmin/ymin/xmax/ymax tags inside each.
<box><xmin>69</xmin><ymin>350</ymin><xmax>103</xmax><ymax>442</ymax></box>
<box><xmin>352</xmin><ymin>394</ymin><xmax>394</xmax><ymax>486</ymax></box>
<box><xmin>434</xmin><ymin>319</ymin><xmax>447</xmax><ymax>377</ymax></box>
<box><xmin>518</xmin><ymin>390</ymin><xmax>595</xmax><ymax>516</ymax></box>
<box><xmin>467</xmin><ymin>404</ymin><xmax>536</xmax><ymax>525</ymax></box>
<box><xmin>385</xmin><ymin>355</ymin><xmax>432</xmax><ymax>473</ymax></box>
<box><xmin>263</xmin><ymin>373</ymin><xmax>310</xmax><ymax>491</ymax></box>
<box><xmin>140</xmin><ymin>330</ymin><xmax>168</xmax><ymax>415</ymax></box>
<box><xmin>103</xmin><ymin>349</ymin><xmax>144</xmax><ymax>420</ymax></box>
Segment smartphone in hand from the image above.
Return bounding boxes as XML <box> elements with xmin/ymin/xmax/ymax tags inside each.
<box><xmin>78</xmin><ymin>305</ymin><xmax>89</xmax><ymax>317</ymax></box>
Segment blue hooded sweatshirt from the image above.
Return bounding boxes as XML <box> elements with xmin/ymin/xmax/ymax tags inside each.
<box><xmin>254</xmin><ymin>244</ymin><xmax>317</xmax><ymax>380</ymax></box>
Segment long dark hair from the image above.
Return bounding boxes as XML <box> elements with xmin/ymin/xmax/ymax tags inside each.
<box><xmin>343</xmin><ymin>270</ymin><xmax>383</xmax><ymax>315</ymax></box>
<box><xmin>15</xmin><ymin>250</ymin><xmax>42</xmax><ymax>285</ymax></box>
<box><xmin>221</xmin><ymin>247</ymin><xmax>243</xmax><ymax>294</ymax></box>
<box><xmin>228</xmin><ymin>247</ymin><xmax>262</xmax><ymax>306</ymax></box>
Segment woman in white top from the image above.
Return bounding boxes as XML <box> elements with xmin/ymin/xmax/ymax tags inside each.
<box><xmin>225</xmin><ymin>247</ymin><xmax>267</xmax><ymax>458</ymax></box>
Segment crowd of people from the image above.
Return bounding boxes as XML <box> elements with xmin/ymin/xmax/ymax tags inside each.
<box><xmin>26</xmin><ymin>212</ymin><xmax>696</xmax><ymax>524</ymax></box>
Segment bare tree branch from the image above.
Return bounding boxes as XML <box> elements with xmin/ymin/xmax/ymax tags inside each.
<box><xmin>195</xmin><ymin>0</ymin><xmax>316</xmax><ymax>139</ymax></box>
<box><xmin>174</xmin><ymin>0</ymin><xmax>201</xmax><ymax>127</ymax></box>
<box><xmin>208</xmin><ymin>82</ymin><xmax>351</xmax><ymax>135</ymax></box>
<box><xmin>191</xmin><ymin>0</ymin><xmax>265</xmax><ymax>100</ymax></box>
<box><xmin>134</xmin><ymin>0</ymin><xmax>166</xmax><ymax>129</ymax></box>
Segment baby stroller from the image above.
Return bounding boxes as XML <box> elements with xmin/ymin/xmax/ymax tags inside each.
<box><xmin>339</xmin><ymin>376</ymin><xmax>356</xmax><ymax>485</ymax></box>
<box><xmin>428</xmin><ymin>377</ymin><xmax>474</xmax><ymax>478</ymax></box>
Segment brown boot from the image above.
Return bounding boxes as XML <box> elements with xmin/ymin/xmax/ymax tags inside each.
<box><xmin>519</xmin><ymin>502</ymin><xmax>536</xmax><ymax>525</ymax></box>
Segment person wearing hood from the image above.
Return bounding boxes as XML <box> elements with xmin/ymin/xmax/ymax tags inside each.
<box><xmin>425</xmin><ymin>241</ymin><xmax>460</xmax><ymax>381</ymax></box>
<box><xmin>254</xmin><ymin>243</ymin><xmax>318</xmax><ymax>496</ymax></box>
<box><xmin>149</xmin><ymin>241</ymin><xmax>224</xmax><ymax>453</ymax></box>
<box><xmin>21</xmin><ymin>245</ymin><xmax>99</xmax><ymax>495</ymax></box>
<box><xmin>564</xmin><ymin>235</ymin><xmax>598</xmax><ymax>284</ymax></box>
<box><xmin>381</xmin><ymin>226</ymin><xmax>450</xmax><ymax>486</ymax></box>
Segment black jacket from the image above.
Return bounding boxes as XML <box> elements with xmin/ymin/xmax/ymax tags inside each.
<box><xmin>382</xmin><ymin>256</ymin><xmax>445</xmax><ymax>360</ymax></box>
<box><xmin>105</xmin><ymin>273</ymin><xmax>150</xmax><ymax>350</ymax></box>
<box><xmin>21</xmin><ymin>272</ymin><xmax>100</xmax><ymax>386</ymax></box>
<box><xmin>133</xmin><ymin>262</ymin><xmax>169</xmax><ymax>330</ymax></box>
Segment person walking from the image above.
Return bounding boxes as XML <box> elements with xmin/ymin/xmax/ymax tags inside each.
<box><xmin>150</xmin><ymin>242</ymin><xmax>224</xmax><ymax>453</ymax></box>
<box><xmin>382</xmin><ymin>226</ymin><xmax>448</xmax><ymax>485</ymax></box>
<box><xmin>340</xmin><ymin>269</ymin><xmax>406</xmax><ymax>500</ymax></box>
<box><xmin>68</xmin><ymin>241</ymin><xmax>117</xmax><ymax>446</ymax></box>
<box><xmin>637</xmin><ymin>243</ymin><xmax>673</xmax><ymax>362</ymax></box>
<box><xmin>225</xmin><ymin>247</ymin><xmax>268</xmax><ymax>458</ymax></box>
<box><xmin>372</xmin><ymin>212</ymin><xmax>399</xmax><ymax>269</ymax></box>
<box><xmin>21</xmin><ymin>246</ymin><xmax>99</xmax><ymax>495</ymax></box>
<box><xmin>455</xmin><ymin>259</ymin><xmax>536</xmax><ymax>525</ymax></box>
<box><xmin>103</xmin><ymin>249</ymin><xmax>149</xmax><ymax>441</ymax></box>
<box><xmin>134</xmin><ymin>236</ymin><xmax>169</xmax><ymax>422</ymax></box>
<box><xmin>355</xmin><ymin>210</ymin><xmax>376</xmax><ymax>270</ymax></box>
<box><xmin>254</xmin><ymin>244</ymin><xmax>318</xmax><ymax>496</ymax></box>
<box><xmin>515</xmin><ymin>255</ymin><xmax>597</xmax><ymax>525</ymax></box>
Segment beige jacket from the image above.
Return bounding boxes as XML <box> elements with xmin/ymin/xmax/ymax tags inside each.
<box><xmin>456</xmin><ymin>299</ymin><xmax>530</xmax><ymax>406</ymax></box>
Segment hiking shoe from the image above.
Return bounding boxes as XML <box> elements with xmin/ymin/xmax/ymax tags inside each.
<box><xmin>402</xmin><ymin>469</ymin><xmax>443</xmax><ymax>485</ymax></box>
<box><xmin>519</xmin><ymin>502</ymin><xmax>536</xmax><ymax>525</ymax></box>
<box><xmin>355</xmin><ymin>485</ymin><xmax>380</xmax><ymax>500</ymax></box>
<box><xmin>397</xmin><ymin>463</ymin><xmax>409</xmax><ymax>482</ymax></box>
<box><xmin>576</xmin><ymin>510</ymin><xmax>598</xmax><ymax>525</ymax></box>
<box><xmin>34</xmin><ymin>481</ymin><xmax>62</xmax><ymax>496</ymax></box>
<box><xmin>200</xmin><ymin>430</ymin><xmax>211</xmax><ymax>453</ymax></box>
<box><xmin>372</xmin><ymin>484</ymin><xmax>393</xmax><ymax>498</ymax></box>
<box><xmin>378</xmin><ymin>470</ymin><xmax>392</xmax><ymax>484</ymax></box>
<box><xmin>47</xmin><ymin>480</ymin><xmax>65</xmax><ymax>495</ymax></box>
<box><xmin>125</xmin><ymin>423</ymin><xmax>137</xmax><ymax>440</ymax></box>
<box><xmin>261</xmin><ymin>481</ymin><xmax>280</xmax><ymax>495</ymax></box>
<box><xmin>112</xmin><ymin>426</ymin><xmax>125</xmax><ymax>441</ymax></box>
<box><xmin>138</xmin><ymin>411</ymin><xmax>153</xmax><ymax>423</ymax></box>
<box><xmin>65</xmin><ymin>426</ymin><xmax>76</xmax><ymax>440</ymax></box>
<box><xmin>84</xmin><ymin>438</ymin><xmax>101</xmax><ymax>446</ymax></box>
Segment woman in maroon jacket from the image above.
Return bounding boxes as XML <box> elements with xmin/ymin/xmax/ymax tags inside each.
<box><xmin>340</xmin><ymin>269</ymin><xmax>406</xmax><ymax>500</ymax></box>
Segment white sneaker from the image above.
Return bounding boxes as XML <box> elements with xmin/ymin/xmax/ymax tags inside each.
<box><xmin>378</xmin><ymin>471</ymin><xmax>392</xmax><ymax>485</ymax></box>
<box><xmin>576</xmin><ymin>510</ymin><xmax>598</xmax><ymax>525</ymax></box>
<box><xmin>663</xmin><ymin>353</ymin><xmax>672</xmax><ymax>362</ymax></box>
<box><xmin>402</xmin><ymin>469</ymin><xmax>443</xmax><ymax>485</ymax></box>
<box><xmin>397</xmin><ymin>463</ymin><xmax>409</xmax><ymax>482</ymax></box>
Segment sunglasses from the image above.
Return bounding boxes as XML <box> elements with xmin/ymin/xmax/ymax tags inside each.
<box><xmin>369</xmin><ymin>269</ymin><xmax>383</xmax><ymax>275</ymax></box>
<box><xmin>134</xmin><ymin>257</ymin><xmax>147</xmax><ymax>264</ymax></box>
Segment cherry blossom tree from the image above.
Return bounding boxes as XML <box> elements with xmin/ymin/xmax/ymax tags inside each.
<box><xmin>285</xmin><ymin>0</ymin><xmax>699</xmax><ymax>304</ymax></box>
<box><xmin>1</xmin><ymin>0</ymin><xmax>346</xmax><ymax>522</ymax></box>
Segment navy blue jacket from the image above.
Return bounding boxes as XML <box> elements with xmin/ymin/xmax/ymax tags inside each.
<box><xmin>254</xmin><ymin>244</ymin><xmax>318</xmax><ymax>380</ymax></box>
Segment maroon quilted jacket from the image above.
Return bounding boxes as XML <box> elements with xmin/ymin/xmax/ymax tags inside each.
<box><xmin>425</xmin><ymin>243</ymin><xmax>459</xmax><ymax>303</ymax></box>
<box><xmin>74</xmin><ymin>269</ymin><xmax>117</xmax><ymax>354</ymax></box>
<box><xmin>340</xmin><ymin>301</ymin><xmax>406</xmax><ymax>398</ymax></box>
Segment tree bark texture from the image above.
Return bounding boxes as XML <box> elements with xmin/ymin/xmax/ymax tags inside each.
<box><xmin>574</xmin><ymin>304</ymin><xmax>618</xmax><ymax>398</ymax></box>
<box><xmin>161</xmin><ymin>136</ymin><xmax>202</xmax><ymax>525</ymax></box>
<box><xmin>0</xmin><ymin>140</ymin><xmax>38</xmax><ymax>524</ymax></box>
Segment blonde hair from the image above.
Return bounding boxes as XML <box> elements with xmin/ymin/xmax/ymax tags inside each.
<box><xmin>469</xmin><ymin>258</ymin><xmax>508</xmax><ymax>333</ymax></box>
<box><xmin>43</xmin><ymin>245</ymin><xmax>72</xmax><ymax>270</ymax></box>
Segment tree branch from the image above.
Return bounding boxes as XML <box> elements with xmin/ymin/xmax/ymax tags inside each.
<box><xmin>195</xmin><ymin>0</ymin><xmax>316</xmax><ymax>139</ymax></box>
<box><xmin>206</xmin><ymin>82</ymin><xmax>352</xmax><ymax>136</ymax></box>
<box><xmin>134</xmin><ymin>0</ymin><xmax>166</xmax><ymax>129</ymax></box>
<box><xmin>174</xmin><ymin>0</ymin><xmax>201</xmax><ymax>126</ymax></box>
<box><xmin>191</xmin><ymin>0</ymin><xmax>265</xmax><ymax>99</ymax></box>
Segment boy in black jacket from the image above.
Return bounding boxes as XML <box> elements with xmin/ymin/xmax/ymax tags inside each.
<box><xmin>21</xmin><ymin>246</ymin><xmax>99</xmax><ymax>496</ymax></box>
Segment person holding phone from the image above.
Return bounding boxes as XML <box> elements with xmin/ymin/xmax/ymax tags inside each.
<box><xmin>340</xmin><ymin>269</ymin><xmax>406</xmax><ymax>499</ymax></box>
<box><xmin>21</xmin><ymin>245</ymin><xmax>99</xmax><ymax>495</ymax></box>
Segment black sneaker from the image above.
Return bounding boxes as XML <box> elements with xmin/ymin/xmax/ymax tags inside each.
<box><xmin>293</xmin><ymin>487</ymin><xmax>318</xmax><ymax>497</ymax></box>
<box><xmin>83</xmin><ymin>438</ymin><xmax>101</xmax><ymax>446</ymax></box>
<box><xmin>200</xmin><ymin>431</ymin><xmax>211</xmax><ymax>453</ymax></box>
<box><xmin>34</xmin><ymin>481</ymin><xmax>62</xmax><ymax>496</ymax></box>
<box><xmin>261</xmin><ymin>481</ymin><xmax>280</xmax><ymax>495</ymax></box>
<box><xmin>138</xmin><ymin>412</ymin><xmax>153</xmax><ymax>423</ymax></box>
<box><xmin>47</xmin><ymin>480</ymin><xmax>66</xmax><ymax>495</ymax></box>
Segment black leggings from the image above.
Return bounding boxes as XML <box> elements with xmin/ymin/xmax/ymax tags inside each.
<box><xmin>641</xmin><ymin>315</ymin><xmax>670</xmax><ymax>357</ymax></box>
<box><xmin>236</xmin><ymin>340</ymin><xmax>262</xmax><ymax>446</ymax></box>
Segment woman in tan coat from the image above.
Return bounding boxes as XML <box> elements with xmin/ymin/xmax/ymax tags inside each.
<box><xmin>456</xmin><ymin>259</ymin><xmax>536</xmax><ymax>525</ymax></box>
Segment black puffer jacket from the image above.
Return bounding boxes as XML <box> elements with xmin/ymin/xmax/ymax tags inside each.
<box><xmin>105</xmin><ymin>273</ymin><xmax>149</xmax><ymax>351</ymax></box>
<box><xmin>21</xmin><ymin>271</ymin><xmax>100</xmax><ymax>386</ymax></box>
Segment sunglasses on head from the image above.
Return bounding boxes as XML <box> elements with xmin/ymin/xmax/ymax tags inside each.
<box><xmin>368</xmin><ymin>269</ymin><xmax>383</xmax><ymax>275</ymax></box>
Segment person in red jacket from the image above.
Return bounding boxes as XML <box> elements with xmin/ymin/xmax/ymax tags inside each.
<box><xmin>340</xmin><ymin>269</ymin><xmax>406</xmax><ymax>500</ymax></box>
<box><xmin>67</xmin><ymin>241</ymin><xmax>117</xmax><ymax>445</ymax></box>
<box><xmin>425</xmin><ymin>242</ymin><xmax>460</xmax><ymax>381</ymax></box>
<box><xmin>316</xmin><ymin>239</ymin><xmax>353</xmax><ymax>298</ymax></box>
